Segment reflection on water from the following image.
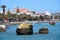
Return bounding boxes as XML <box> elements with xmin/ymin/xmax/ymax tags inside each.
<box><xmin>0</xmin><ymin>22</ymin><xmax>60</xmax><ymax>40</ymax></box>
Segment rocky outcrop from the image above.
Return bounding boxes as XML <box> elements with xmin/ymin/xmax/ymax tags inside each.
<box><xmin>39</xmin><ymin>28</ymin><xmax>48</xmax><ymax>34</ymax></box>
<box><xmin>16</xmin><ymin>23</ymin><xmax>33</xmax><ymax>35</ymax></box>
<box><xmin>0</xmin><ymin>25</ymin><xmax>6</xmax><ymax>32</ymax></box>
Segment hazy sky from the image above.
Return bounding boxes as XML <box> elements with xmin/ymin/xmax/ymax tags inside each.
<box><xmin>0</xmin><ymin>0</ymin><xmax>60</xmax><ymax>13</ymax></box>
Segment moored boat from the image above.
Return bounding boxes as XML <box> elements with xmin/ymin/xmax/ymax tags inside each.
<box><xmin>49</xmin><ymin>20</ymin><xmax>55</xmax><ymax>25</ymax></box>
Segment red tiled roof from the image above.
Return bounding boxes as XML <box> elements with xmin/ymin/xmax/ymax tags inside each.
<box><xmin>19</xmin><ymin>8</ymin><xmax>28</xmax><ymax>12</ymax></box>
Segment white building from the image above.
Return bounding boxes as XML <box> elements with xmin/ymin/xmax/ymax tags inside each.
<box><xmin>45</xmin><ymin>11</ymin><xmax>51</xmax><ymax>16</ymax></box>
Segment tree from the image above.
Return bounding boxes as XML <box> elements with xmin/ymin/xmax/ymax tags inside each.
<box><xmin>32</xmin><ymin>11</ymin><xmax>35</xmax><ymax>14</ymax></box>
<box><xmin>16</xmin><ymin>7</ymin><xmax>20</xmax><ymax>13</ymax></box>
<box><xmin>1</xmin><ymin>5</ymin><xmax>6</xmax><ymax>15</ymax></box>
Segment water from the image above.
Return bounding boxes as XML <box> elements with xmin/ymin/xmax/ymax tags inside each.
<box><xmin>0</xmin><ymin>22</ymin><xmax>60</xmax><ymax>40</ymax></box>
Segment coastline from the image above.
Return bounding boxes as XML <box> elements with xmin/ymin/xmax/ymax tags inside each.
<box><xmin>9</xmin><ymin>21</ymin><xmax>60</xmax><ymax>25</ymax></box>
<box><xmin>1</xmin><ymin>20</ymin><xmax>60</xmax><ymax>25</ymax></box>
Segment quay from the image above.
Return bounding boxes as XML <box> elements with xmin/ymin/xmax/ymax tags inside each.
<box><xmin>1</xmin><ymin>20</ymin><xmax>60</xmax><ymax>25</ymax></box>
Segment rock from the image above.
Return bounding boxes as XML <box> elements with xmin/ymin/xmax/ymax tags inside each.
<box><xmin>0</xmin><ymin>25</ymin><xmax>6</xmax><ymax>32</ymax></box>
<box><xmin>16</xmin><ymin>23</ymin><xmax>33</xmax><ymax>35</ymax></box>
<box><xmin>39</xmin><ymin>28</ymin><xmax>48</xmax><ymax>34</ymax></box>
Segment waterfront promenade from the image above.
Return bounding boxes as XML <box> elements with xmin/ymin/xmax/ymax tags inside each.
<box><xmin>0</xmin><ymin>19</ymin><xmax>60</xmax><ymax>25</ymax></box>
<box><xmin>4</xmin><ymin>20</ymin><xmax>60</xmax><ymax>25</ymax></box>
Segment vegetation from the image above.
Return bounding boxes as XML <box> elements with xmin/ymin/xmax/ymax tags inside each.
<box><xmin>0</xmin><ymin>5</ymin><xmax>56</xmax><ymax>22</ymax></box>
<box><xmin>1</xmin><ymin>5</ymin><xmax>6</xmax><ymax>14</ymax></box>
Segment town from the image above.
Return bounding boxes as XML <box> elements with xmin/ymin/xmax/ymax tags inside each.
<box><xmin>0</xmin><ymin>5</ymin><xmax>60</xmax><ymax>22</ymax></box>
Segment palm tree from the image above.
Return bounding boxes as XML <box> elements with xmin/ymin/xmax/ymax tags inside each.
<box><xmin>1</xmin><ymin>5</ymin><xmax>6</xmax><ymax>15</ymax></box>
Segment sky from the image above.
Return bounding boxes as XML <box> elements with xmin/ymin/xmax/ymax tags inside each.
<box><xmin>0</xmin><ymin>0</ymin><xmax>60</xmax><ymax>13</ymax></box>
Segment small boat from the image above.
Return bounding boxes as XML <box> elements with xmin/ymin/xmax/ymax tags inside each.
<box><xmin>0</xmin><ymin>25</ymin><xmax>6</xmax><ymax>32</ymax></box>
<box><xmin>49</xmin><ymin>21</ymin><xmax>55</xmax><ymax>25</ymax></box>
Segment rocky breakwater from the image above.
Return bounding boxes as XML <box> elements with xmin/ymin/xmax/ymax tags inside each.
<box><xmin>16</xmin><ymin>23</ymin><xmax>33</xmax><ymax>35</ymax></box>
<box><xmin>39</xmin><ymin>28</ymin><xmax>48</xmax><ymax>34</ymax></box>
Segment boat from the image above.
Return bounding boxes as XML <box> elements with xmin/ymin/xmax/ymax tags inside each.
<box><xmin>49</xmin><ymin>20</ymin><xmax>55</xmax><ymax>25</ymax></box>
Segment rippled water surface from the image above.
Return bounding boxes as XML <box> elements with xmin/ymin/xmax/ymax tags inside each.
<box><xmin>0</xmin><ymin>22</ymin><xmax>60</xmax><ymax>40</ymax></box>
